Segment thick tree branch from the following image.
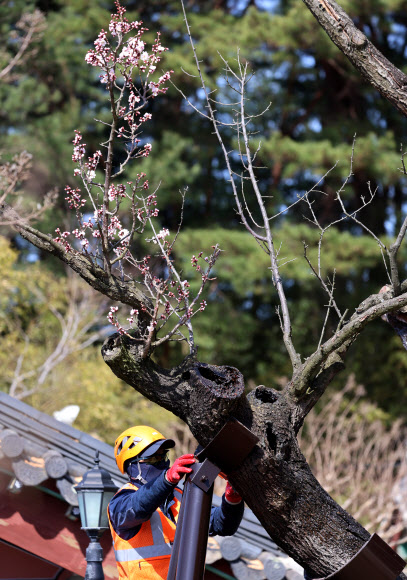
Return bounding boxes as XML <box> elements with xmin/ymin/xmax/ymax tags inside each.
<box><xmin>290</xmin><ymin>343</ymin><xmax>351</xmax><ymax>432</ymax></box>
<box><xmin>101</xmin><ymin>332</ymin><xmax>247</xmax><ymax>438</ymax></box>
<box><xmin>101</xmin><ymin>333</ymin><xmax>194</xmax><ymax>422</ymax></box>
<box><xmin>287</xmin><ymin>287</ymin><xmax>407</xmax><ymax>423</ymax></box>
<box><xmin>302</xmin><ymin>0</ymin><xmax>407</xmax><ymax>117</ymax></box>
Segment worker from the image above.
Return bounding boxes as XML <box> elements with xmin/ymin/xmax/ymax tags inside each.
<box><xmin>108</xmin><ymin>425</ymin><xmax>244</xmax><ymax>579</ymax></box>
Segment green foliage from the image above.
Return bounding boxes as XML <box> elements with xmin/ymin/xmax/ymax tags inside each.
<box><xmin>133</xmin><ymin>131</ymin><xmax>201</xmax><ymax>203</ymax></box>
<box><xmin>261</xmin><ymin>132</ymin><xmax>402</xmax><ymax>185</ymax></box>
<box><xmin>175</xmin><ymin>224</ymin><xmax>385</xmax><ymax>290</ymax></box>
<box><xmin>0</xmin><ymin>239</ymin><xmax>61</xmax><ymax>337</ymax></box>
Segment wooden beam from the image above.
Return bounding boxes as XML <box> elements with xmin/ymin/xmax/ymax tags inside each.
<box><xmin>0</xmin><ymin>429</ymin><xmax>24</xmax><ymax>458</ymax></box>
<box><xmin>12</xmin><ymin>457</ymin><xmax>48</xmax><ymax>486</ymax></box>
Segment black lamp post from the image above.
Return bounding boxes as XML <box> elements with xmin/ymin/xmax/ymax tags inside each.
<box><xmin>75</xmin><ymin>451</ymin><xmax>118</xmax><ymax>580</ymax></box>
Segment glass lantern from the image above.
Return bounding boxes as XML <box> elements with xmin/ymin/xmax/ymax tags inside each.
<box><xmin>75</xmin><ymin>450</ymin><xmax>118</xmax><ymax>534</ymax></box>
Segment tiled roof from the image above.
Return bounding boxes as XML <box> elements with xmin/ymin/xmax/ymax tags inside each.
<box><xmin>0</xmin><ymin>392</ymin><xmax>304</xmax><ymax>580</ymax></box>
<box><xmin>0</xmin><ymin>392</ymin><xmax>126</xmax><ymax>505</ymax></box>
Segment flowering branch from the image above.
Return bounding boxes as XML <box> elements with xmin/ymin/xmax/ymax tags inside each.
<box><xmin>36</xmin><ymin>1</ymin><xmax>221</xmax><ymax>353</ymax></box>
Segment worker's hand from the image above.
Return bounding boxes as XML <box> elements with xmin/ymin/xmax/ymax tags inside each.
<box><xmin>165</xmin><ymin>454</ymin><xmax>196</xmax><ymax>484</ymax></box>
<box><xmin>224</xmin><ymin>481</ymin><xmax>242</xmax><ymax>504</ymax></box>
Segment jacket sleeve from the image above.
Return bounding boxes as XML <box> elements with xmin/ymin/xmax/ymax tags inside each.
<box><xmin>108</xmin><ymin>471</ymin><xmax>175</xmax><ymax>536</ymax></box>
<box><xmin>208</xmin><ymin>495</ymin><xmax>244</xmax><ymax>537</ymax></box>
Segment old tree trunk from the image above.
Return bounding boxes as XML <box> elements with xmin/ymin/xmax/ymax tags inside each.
<box><xmin>99</xmin><ymin>288</ymin><xmax>407</xmax><ymax>579</ymax></box>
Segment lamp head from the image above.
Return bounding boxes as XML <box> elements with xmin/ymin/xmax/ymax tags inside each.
<box><xmin>74</xmin><ymin>451</ymin><xmax>118</xmax><ymax>534</ymax></box>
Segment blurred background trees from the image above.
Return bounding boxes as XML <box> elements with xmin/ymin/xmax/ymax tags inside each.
<box><xmin>1</xmin><ymin>1</ymin><xmax>407</xmax><ymax>436</ymax></box>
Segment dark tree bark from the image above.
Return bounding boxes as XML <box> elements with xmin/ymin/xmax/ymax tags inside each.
<box><xmin>301</xmin><ymin>0</ymin><xmax>407</xmax><ymax>118</ymax></box>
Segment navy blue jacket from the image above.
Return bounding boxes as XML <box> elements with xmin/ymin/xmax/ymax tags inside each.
<box><xmin>108</xmin><ymin>471</ymin><xmax>244</xmax><ymax>541</ymax></box>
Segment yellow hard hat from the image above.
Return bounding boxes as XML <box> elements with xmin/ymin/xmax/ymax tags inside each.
<box><xmin>114</xmin><ymin>425</ymin><xmax>175</xmax><ymax>474</ymax></box>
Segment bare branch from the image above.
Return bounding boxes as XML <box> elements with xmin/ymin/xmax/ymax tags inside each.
<box><xmin>303</xmin><ymin>243</ymin><xmax>342</xmax><ymax>320</ymax></box>
<box><xmin>235</xmin><ymin>53</ymin><xmax>300</xmax><ymax>367</ymax></box>
<box><xmin>9</xmin><ymin>276</ymin><xmax>108</xmax><ymax>400</ymax></box>
<box><xmin>181</xmin><ymin>0</ymin><xmax>302</xmax><ymax>368</ymax></box>
<box><xmin>290</xmin><ymin>287</ymin><xmax>407</xmax><ymax>407</ymax></box>
<box><xmin>180</xmin><ymin>1</ymin><xmax>268</xmax><ymax>245</ymax></box>
<box><xmin>0</xmin><ymin>10</ymin><xmax>46</xmax><ymax>81</ymax></box>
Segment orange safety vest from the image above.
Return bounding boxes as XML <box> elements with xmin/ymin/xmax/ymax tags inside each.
<box><xmin>108</xmin><ymin>481</ymin><xmax>183</xmax><ymax>580</ymax></box>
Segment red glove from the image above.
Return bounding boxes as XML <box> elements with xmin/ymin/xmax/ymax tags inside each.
<box><xmin>224</xmin><ymin>481</ymin><xmax>242</xmax><ymax>504</ymax></box>
<box><xmin>165</xmin><ymin>454</ymin><xmax>196</xmax><ymax>484</ymax></box>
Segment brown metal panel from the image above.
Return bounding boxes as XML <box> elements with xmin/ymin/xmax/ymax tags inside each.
<box><xmin>319</xmin><ymin>534</ymin><xmax>405</xmax><ymax>580</ymax></box>
<box><xmin>190</xmin><ymin>459</ymin><xmax>221</xmax><ymax>492</ymax></box>
<box><xmin>196</xmin><ymin>419</ymin><xmax>259</xmax><ymax>474</ymax></box>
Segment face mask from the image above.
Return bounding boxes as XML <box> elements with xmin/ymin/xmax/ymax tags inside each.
<box><xmin>127</xmin><ymin>459</ymin><xmax>170</xmax><ymax>484</ymax></box>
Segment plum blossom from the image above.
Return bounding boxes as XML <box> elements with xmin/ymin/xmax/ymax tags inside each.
<box><xmin>129</xmin><ymin>92</ymin><xmax>140</xmax><ymax>108</ymax></box>
<box><xmin>72</xmin><ymin>131</ymin><xmax>86</xmax><ymax>162</ymax></box>
<box><xmin>53</xmin><ymin>1</ymin><xmax>218</xmax><ymax>347</ymax></box>
<box><xmin>54</xmin><ymin>228</ymin><xmax>73</xmax><ymax>252</ymax></box>
<box><xmin>157</xmin><ymin>228</ymin><xmax>169</xmax><ymax>240</ymax></box>
<box><xmin>146</xmin><ymin>321</ymin><xmax>157</xmax><ymax>333</ymax></box>
<box><xmin>65</xmin><ymin>186</ymin><xmax>86</xmax><ymax>210</ymax></box>
<box><xmin>140</xmin><ymin>113</ymin><xmax>152</xmax><ymax>123</ymax></box>
<box><xmin>127</xmin><ymin>308</ymin><xmax>139</xmax><ymax>325</ymax></box>
<box><xmin>100</xmin><ymin>69</ymin><xmax>116</xmax><ymax>84</ymax></box>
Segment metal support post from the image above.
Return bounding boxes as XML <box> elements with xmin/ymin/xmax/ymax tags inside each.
<box><xmin>168</xmin><ymin>460</ymin><xmax>220</xmax><ymax>580</ymax></box>
<box><xmin>84</xmin><ymin>535</ymin><xmax>105</xmax><ymax>580</ymax></box>
<box><xmin>167</xmin><ymin>420</ymin><xmax>259</xmax><ymax>580</ymax></box>
<box><xmin>176</xmin><ymin>463</ymin><xmax>215</xmax><ymax>580</ymax></box>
